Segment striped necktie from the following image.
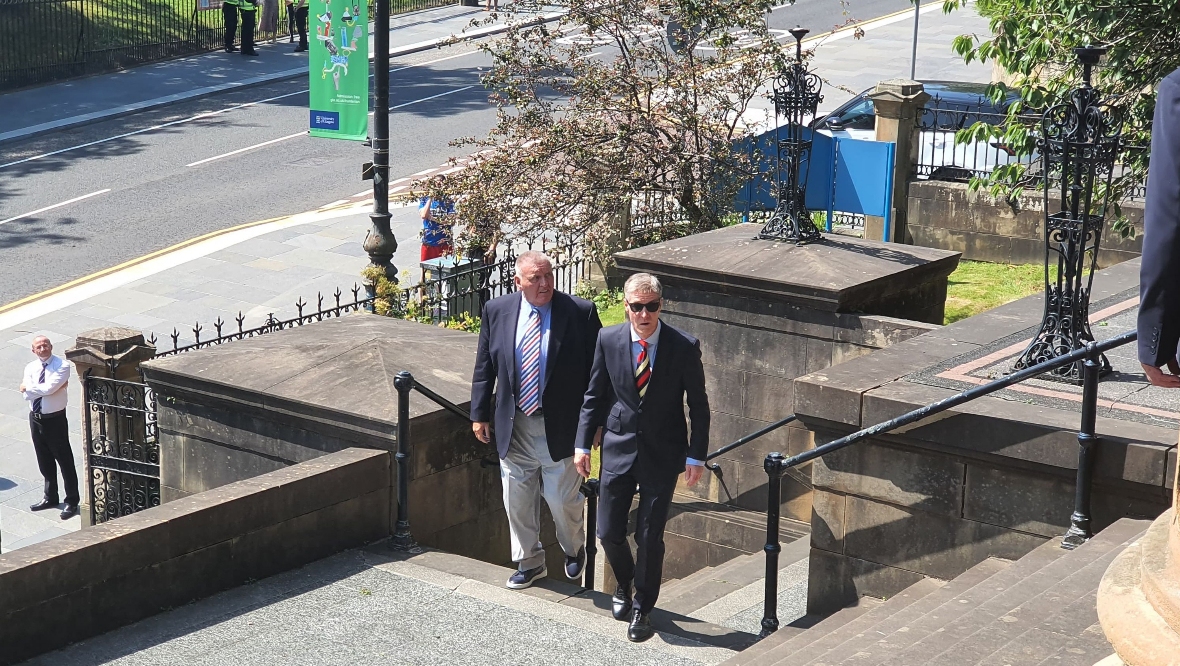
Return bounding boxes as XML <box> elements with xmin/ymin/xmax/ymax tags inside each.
<box><xmin>635</xmin><ymin>339</ymin><xmax>650</xmax><ymax>400</ymax></box>
<box><xmin>518</xmin><ymin>308</ymin><xmax>542</xmax><ymax>415</ymax></box>
<box><xmin>32</xmin><ymin>362</ymin><xmax>46</xmax><ymax>414</ymax></box>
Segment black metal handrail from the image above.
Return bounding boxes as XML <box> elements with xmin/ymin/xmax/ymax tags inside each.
<box><xmin>756</xmin><ymin>330</ymin><xmax>1137</xmax><ymax>638</ymax></box>
<box><xmin>392</xmin><ymin>370</ymin><xmax>600</xmax><ymax>590</ymax></box>
<box><xmin>705</xmin><ymin>415</ymin><xmax>797</xmax><ymax>469</ymax></box>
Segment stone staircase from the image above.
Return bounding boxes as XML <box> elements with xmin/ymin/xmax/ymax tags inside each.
<box><xmin>723</xmin><ymin>517</ymin><xmax>1151</xmax><ymax>666</ymax></box>
<box><xmin>658</xmin><ymin>533</ymin><xmax>813</xmax><ymax>635</ymax></box>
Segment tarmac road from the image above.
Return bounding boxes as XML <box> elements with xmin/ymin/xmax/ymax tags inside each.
<box><xmin>0</xmin><ymin>0</ymin><xmax>920</xmax><ymax>306</ymax></box>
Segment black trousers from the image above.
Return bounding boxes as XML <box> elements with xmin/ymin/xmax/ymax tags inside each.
<box><xmin>295</xmin><ymin>7</ymin><xmax>308</xmax><ymax>48</ymax></box>
<box><xmin>240</xmin><ymin>9</ymin><xmax>257</xmax><ymax>53</ymax></box>
<box><xmin>223</xmin><ymin>3</ymin><xmax>238</xmax><ymax>51</ymax></box>
<box><xmin>29</xmin><ymin>411</ymin><xmax>79</xmax><ymax>505</ymax></box>
<box><xmin>598</xmin><ymin>468</ymin><xmax>677</xmax><ymax>614</ymax></box>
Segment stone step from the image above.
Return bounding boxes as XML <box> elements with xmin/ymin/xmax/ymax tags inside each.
<box><xmin>721</xmin><ymin>598</ymin><xmax>883</xmax><ymax>666</ymax></box>
<box><xmin>767</xmin><ymin>577</ymin><xmax>949</xmax><ymax>666</ymax></box>
<box><xmin>857</xmin><ymin>536</ymin><xmax>1071</xmax><ymax>666</ymax></box>
<box><xmin>876</xmin><ymin>518</ymin><xmax>1149</xmax><ymax>666</ymax></box>
<box><xmin>661</xmin><ymin>534</ymin><xmax>812</xmax><ymax>618</ymax></box>
<box><xmin>375</xmin><ymin>545</ymin><xmax>761</xmax><ymax>654</ymax></box>
<box><xmin>800</xmin><ymin>557</ymin><xmax>1012</xmax><ymax>666</ymax></box>
<box><xmin>918</xmin><ymin>521</ymin><xmax>1149</xmax><ymax>666</ymax></box>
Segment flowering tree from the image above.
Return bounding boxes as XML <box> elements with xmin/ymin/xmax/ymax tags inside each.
<box><xmin>423</xmin><ymin>0</ymin><xmax>791</xmax><ymax>263</ymax></box>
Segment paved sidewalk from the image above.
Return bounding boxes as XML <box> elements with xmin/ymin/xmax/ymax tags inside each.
<box><xmin>0</xmin><ymin>2</ymin><xmax>991</xmax><ymax>552</ymax></box>
<box><xmin>0</xmin><ymin>3</ymin><xmax>562</xmax><ymax>145</ymax></box>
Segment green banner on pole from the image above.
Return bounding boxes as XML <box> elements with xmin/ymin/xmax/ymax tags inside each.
<box><xmin>308</xmin><ymin>0</ymin><xmax>369</xmax><ymax>141</ymax></box>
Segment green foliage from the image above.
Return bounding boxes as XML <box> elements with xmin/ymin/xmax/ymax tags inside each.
<box><xmin>575</xmin><ymin>281</ymin><xmax>626</xmax><ymax>326</ymax></box>
<box><xmin>362</xmin><ymin>267</ymin><xmax>482</xmax><ymax>332</ymax></box>
<box><xmin>944</xmin><ymin>0</ymin><xmax>1172</xmax><ymax>235</ymax></box>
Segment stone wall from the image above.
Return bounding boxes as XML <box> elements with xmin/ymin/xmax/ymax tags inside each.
<box><xmin>142</xmin><ymin>316</ymin><xmax>566</xmax><ymax>575</ymax></box>
<box><xmin>793</xmin><ymin>258</ymin><xmax>1177</xmax><ymax>614</ymax></box>
<box><xmin>0</xmin><ymin>448</ymin><xmax>390</xmax><ymax>665</ymax></box>
<box><xmin>907</xmin><ymin>180</ymin><xmax>1145</xmax><ymax>266</ymax></box>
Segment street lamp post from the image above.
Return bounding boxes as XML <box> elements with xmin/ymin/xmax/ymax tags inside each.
<box><xmin>758</xmin><ymin>27</ymin><xmax>824</xmax><ymax>245</ymax></box>
<box><xmin>363</xmin><ymin>0</ymin><xmax>397</xmax><ymax>308</ymax></box>
<box><xmin>1012</xmin><ymin>46</ymin><xmax>1121</xmax><ymax>383</ymax></box>
<box><xmin>910</xmin><ymin>0</ymin><xmax>920</xmax><ymax>80</ymax></box>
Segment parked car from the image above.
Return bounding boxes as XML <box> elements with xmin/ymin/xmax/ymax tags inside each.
<box><xmin>809</xmin><ymin>81</ymin><xmax>1037</xmax><ymax>181</ymax></box>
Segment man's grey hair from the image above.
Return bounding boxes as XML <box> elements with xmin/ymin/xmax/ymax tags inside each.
<box><xmin>624</xmin><ymin>272</ymin><xmax>662</xmax><ymax>298</ymax></box>
<box><xmin>515</xmin><ymin>250</ymin><xmax>553</xmax><ymax>277</ymax></box>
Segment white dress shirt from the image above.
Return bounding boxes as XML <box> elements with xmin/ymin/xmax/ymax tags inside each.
<box><xmin>578</xmin><ymin>322</ymin><xmax>703</xmax><ymax>466</ymax></box>
<box><xmin>22</xmin><ymin>354</ymin><xmax>70</xmax><ymax>414</ymax></box>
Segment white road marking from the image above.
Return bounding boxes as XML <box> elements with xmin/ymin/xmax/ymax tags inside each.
<box><xmin>185</xmin><ymin>131</ymin><xmax>306</xmax><ymax>167</ymax></box>
<box><xmin>0</xmin><ymin>50</ymin><xmax>482</xmax><ymax>171</ymax></box>
<box><xmin>389</xmin><ymin>85</ymin><xmax>476</xmax><ymax>110</ymax></box>
<box><xmin>0</xmin><ymin>189</ymin><xmax>111</xmax><ymax>226</ymax></box>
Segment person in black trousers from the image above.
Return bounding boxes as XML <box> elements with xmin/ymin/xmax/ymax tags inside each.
<box><xmin>574</xmin><ymin>272</ymin><xmax>710</xmax><ymax>643</ymax></box>
<box><xmin>223</xmin><ymin>0</ymin><xmax>239</xmax><ymax>53</ymax></box>
<box><xmin>239</xmin><ymin>0</ymin><xmax>259</xmax><ymax>56</ymax></box>
<box><xmin>19</xmin><ymin>336</ymin><xmax>79</xmax><ymax>520</ymax></box>
<box><xmin>293</xmin><ymin>0</ymin><xmax>309</xmax><ymax>52</ymax></box>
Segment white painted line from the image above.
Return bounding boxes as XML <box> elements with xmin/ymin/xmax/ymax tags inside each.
<box><xmin>389</xmin><ymin>85</ymin><xmax>476</xmax><ymax>110</ymax></box>
<box><xmin>810</xmin><ymin>1</ymin><xmax>943</xmax><ymax>48</ymax></box>
<box><xmin>390</xmin><ymin>49</ymin><xmax>478</xmax><ymax>73</ymax></box>
<box><xmin>0</xmin><ymin>202</ymin><xmax>369</xmax><ymax>333</ymax></box>
<box><xmin>185</xmin><ymin>131</ymin><xmax>306</xmax><ymax>167</ymax></box>
<box><xmin>0</xmin><ymin>189</ymin><xmax>111</xmax><ymax>226</ymax></box>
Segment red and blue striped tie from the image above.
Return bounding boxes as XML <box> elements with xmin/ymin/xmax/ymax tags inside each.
<box><xmin>518</xmin><ymin>308</ymin><xmax>542</xmax><ymax>415</ymax></box>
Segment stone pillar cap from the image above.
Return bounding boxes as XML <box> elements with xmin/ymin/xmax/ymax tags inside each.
<box><xmin>870</xmin><ymin>79</ymin><xmax>929</xmax><ymax>101</ymax></box>
<box><xmin>66</xmin><ymin>327</ymin><xmax>156</xmax><ymax>368</ymax></box>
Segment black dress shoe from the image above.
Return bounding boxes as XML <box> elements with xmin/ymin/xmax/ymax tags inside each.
<box><xmin>242</xmin><ymin>50</ymin><xmax>259</xmax><ymax>56</ymax></box>
<box><xmin>225</xmin><ymin>46</ymin><xmax>239</xmax><ymax>53</ymax></box>
<box><xmin>565</xmin><ymin>547</ymin><xmax>586</xmax><ymax>580</ymax></box>
<box><xmin>30</xmin><ymin>499</ymin><xmax>58</xmax><ymax>511</ymax></box>
<box><xmin>60</xmin><ymin>504</ymin><xmax>79</xmax><ymax>520</ymax></box>
<box><xmin>627</xmin><ymin>609</ymin><xmax>654</xmax><ymax>643</ymax></box>
<box><xmin>612</xmin><ymin>581</ymin><xmax>633</xmax><ymax>621</ymax></box>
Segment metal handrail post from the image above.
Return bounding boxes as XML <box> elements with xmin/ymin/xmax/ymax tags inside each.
<box><xmin>1063</xmin><ymin>343</ymin><xmax>1101</xmax><ymax>550</ymax></box>
<box><xmin>582</xmin><ymin>478</ymin><xmax>599</xmax><ymax>590</ymax></box>
<box><xmin>761</xmin><ymin>452</ymin><xmax>785</xmax><ymax>637</ymax></box>
<box><xmin>391</xmin><ymin>371</ymin><xmax>418</xmax><ymax>551</ymax></box>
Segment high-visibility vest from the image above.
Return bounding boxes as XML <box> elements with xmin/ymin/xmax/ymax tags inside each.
<box><xmin>238</xmin><ymin>0</ymin><xmax>257</xmax><ymax>11</ymax></box>
<box><xmin>223</xmin><ymin>0</ymin><xmax>240</xmax><ymax>7</ymax></box>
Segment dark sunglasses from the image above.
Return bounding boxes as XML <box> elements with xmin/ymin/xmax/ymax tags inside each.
<box><xmin>626</xmin><ymin>300</ymin><xmax>661</xmax><ymax>313</ymax></box>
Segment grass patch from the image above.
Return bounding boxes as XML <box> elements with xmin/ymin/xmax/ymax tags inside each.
<box><xmin>945</xmin><ymin>260</ymin><xmax>1054</xmax><ymax>325</ymax></box>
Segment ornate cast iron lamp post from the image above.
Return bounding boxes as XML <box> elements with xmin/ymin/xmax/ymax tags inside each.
<box><xmin>1013</xmin><ymin>46</ymin><xmax>1121</xmax><ymax>383</ymax></box>
<box><xmin>758</xmin><ymin>27</ymin><xmax>824</xmax><ymax>244</ymax></box>
<box><xmin>363</xmin><ymin>0</ymin><xmax>397</xmax><ymax>310</ymax></box>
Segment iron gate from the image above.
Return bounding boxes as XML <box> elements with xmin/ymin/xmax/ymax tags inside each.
<box><xmin>82</xmin><ymin>372</ymin><xmax>161</xmax><ymax>524</ymax></box>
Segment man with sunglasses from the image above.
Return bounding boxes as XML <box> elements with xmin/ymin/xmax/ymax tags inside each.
<box><xmin>471</xmin><ymin>251</ymin><xmax>602</xmax><ymax>590</ymax></box>
<box><xmin>574</xmin><ymin>272</ymin><xmax>709</xmax><ymax>642</ymax></box>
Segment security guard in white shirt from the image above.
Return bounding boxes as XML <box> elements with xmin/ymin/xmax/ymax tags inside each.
<box><xmin>19</xmin><ymin>336</ymin><xmax>80</xmax><ymax>520</ymax></box>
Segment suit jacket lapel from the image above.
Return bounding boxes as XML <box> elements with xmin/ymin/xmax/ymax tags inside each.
<box><xmin>645</xmin><ymin>322</ymin><xmax>673</xmax><ymax>398</ymax></box>
<box><xmin>506</xmin><ymin>292</ymin><xmax>524</xmax><ymax>396</ymax></box>
<box><xmin>616</xmin><ymin>325</ymin><xmax>641</xmax><ymax>407</ymax></box>
<box><xmin>544</xmin><ymin>294</ymin><xmax>568</xmax><ymax>388</ymax></box>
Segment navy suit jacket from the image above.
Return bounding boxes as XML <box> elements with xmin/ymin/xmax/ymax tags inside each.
<box><xmin>1139</xmin><ymin>68</ymin><xmax>1180</xmax><ymax>366</ymax></box>
<box><xmin>575</xmin><ymin>322</ymin><xmax>710</xmax><ymax>482</ymax></box>
<box><xmin>470</xmin><ymin>291</ymin><xmax>602</xmax><ymax>461</ymax></box>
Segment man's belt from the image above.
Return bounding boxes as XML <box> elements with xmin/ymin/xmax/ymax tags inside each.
<box><xmin>31</xmin><ymin>409</ymin><xmax>66</xmax><ymax>421</ymax></box>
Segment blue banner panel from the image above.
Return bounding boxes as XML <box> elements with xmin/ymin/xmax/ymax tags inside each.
<box><xmin>831</xmin><ymin>137</ymin><xmax>894</xmax><ymax>217</ymax></box>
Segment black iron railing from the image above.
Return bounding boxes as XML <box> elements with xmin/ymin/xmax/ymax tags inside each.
<box><xmin>0</xmin><ymin>0</ymin><xmax>458</xmax><ymax>91</ymax></box>
<box><xmin>916</xmin><ymin>97</ymin><xmax>1040</xmax><ymax>182</ymax></box>
<box><xmin>754</xmin><ymin>329</ymin><xmax>1137</xmax><ymax>638</ymax></box>
<box><xmin>392</xmin><ymin>370</ymin><xmax>600</xmax><ymax>590</ymax></box>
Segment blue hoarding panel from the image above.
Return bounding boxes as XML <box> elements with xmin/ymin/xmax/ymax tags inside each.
<box><xmin>831</xmin><ymin>137</ymin><xmax>893</xmax><ymax>217</ymax></box>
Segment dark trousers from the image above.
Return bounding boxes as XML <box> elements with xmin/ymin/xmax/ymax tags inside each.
<box><xmin>223</xmin><ymin>3</ymin><xmax>238</xmax><ymax>51</ymax></box>
<box><xmin>29</xmin><ymin>411</ymin><xmax>79</xmax><ymax>505</ymax></box>
<box><xmin>295</xmin><ymin>7</ymin><xmax>308</xmax><ymax>48</ymax></box>
<box><xmin>286</xmin><ymin>4</ymin><xmax>296</xmax><ymax>37</ymax></box>
<box><xmin>598</xmin><ymin>468</ymin><xmax>677</xmax><ymax>614</ymax></box>
<box><xmin>240</xmin><ymin>9</ymin><xmax>257</xmax><ymax>53</ymax></box>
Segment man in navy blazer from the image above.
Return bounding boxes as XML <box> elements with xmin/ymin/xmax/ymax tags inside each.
<box><xmin>1139</xmin><ymin>67</ymin><xmax>1180</xmax><ymax>390</ymax></box>
<box><xmin>574</xmin><ymin>272</ymin><xmax>709</xmax><ymax>642</ymax></box>
<box><xmin>471</xmin><ymin>251</ymin><xmax>602</xmax><ymax>589</ymax></box>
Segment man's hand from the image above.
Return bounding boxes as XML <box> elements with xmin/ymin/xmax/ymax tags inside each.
<box><xmin>1142</xmin><ymin>357</ymin><xmax>1180</xmax><ymax>388</ymax></box>
<box><xmin>574</xmin><ymin>450</ymin><xmax>592</xmax><ymax>478</ymax></box>
<box><xmin>684</xmin><ymin>464</ymin><xmax>704</xmax><ymax>487</ymax></box>
<box><xmin>472</xmin><ymin>422</ymin><xmax>492</xmax><ymax>444</ymax></box>
<box><xmin>18</xmin><ymin>382</ymin><xmax>25</xmax><ymax>392</ymax></box>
